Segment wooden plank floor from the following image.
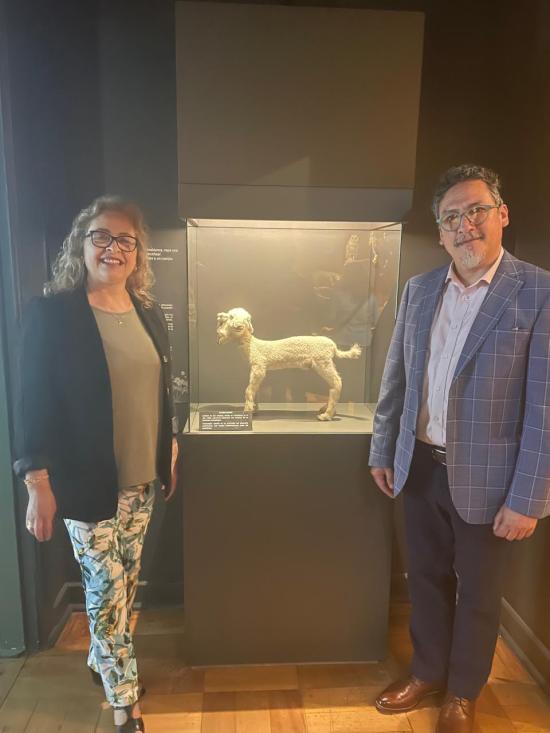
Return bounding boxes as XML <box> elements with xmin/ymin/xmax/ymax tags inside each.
<box><xmin>1</xmin><ymin>604</ymin><xmax>549</xmax><ymax>732</ymax></box>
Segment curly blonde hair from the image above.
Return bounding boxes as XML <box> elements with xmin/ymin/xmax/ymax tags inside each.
<box><xmin>44</xmin><ymin>196</ymin><xmax>155</xmax><ymax>307</ymax></box>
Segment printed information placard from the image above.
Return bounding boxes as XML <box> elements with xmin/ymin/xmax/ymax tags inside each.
<box><xmin>199</xmin><ymin>410</ymin><xmax>253</xmax><ymax>432</ymax></box>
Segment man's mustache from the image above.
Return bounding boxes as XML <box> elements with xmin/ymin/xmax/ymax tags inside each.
<box><xmin>454</xmin><ymin>235</ymin><xmax>483</xmax><ymax>247</ymax></box>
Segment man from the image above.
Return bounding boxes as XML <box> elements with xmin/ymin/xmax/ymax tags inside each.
<box><xmin>369</xmin><ymin>164</ymin><xmax>550</xmax><ymax>733</ymax></box>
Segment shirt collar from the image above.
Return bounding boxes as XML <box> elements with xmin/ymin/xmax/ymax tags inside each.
<box><xmin>446</xmin><ymin>247</ymin><xmax>504</xmax><ymax>290</ymax></box>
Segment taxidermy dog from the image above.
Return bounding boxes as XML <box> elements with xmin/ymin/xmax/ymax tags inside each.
<box><xmin>216</xmin><ymin>307</ymin><xmax>361</xmax><ymax>421</ymax></box>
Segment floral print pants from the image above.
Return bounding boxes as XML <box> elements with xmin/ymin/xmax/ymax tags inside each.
<box><xmin>64</xmin><ymin>482</ymin><xmax>155</xmax><ymax>707</ymax></box>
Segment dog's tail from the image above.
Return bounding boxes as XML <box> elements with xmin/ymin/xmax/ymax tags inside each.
<box><xmin>335</xmin><ymin>343</ymin><xmax>362</xmax><ymax>359</ymax></box>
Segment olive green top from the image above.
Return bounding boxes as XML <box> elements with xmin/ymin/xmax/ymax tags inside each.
<box><xmin>92</xmin><ymin>306</ymin><xmax>161</xmax><ymax>489</ymax></box>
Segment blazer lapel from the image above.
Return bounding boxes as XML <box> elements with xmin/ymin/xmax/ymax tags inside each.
<box><xmin>414</xmin><ymin>266</ymin><xmax>448</xmax><ymax>394</ymax></box>
<box><xmin>453</xmin><ymin>252</ymin><xmax>524</xmax><ymax>381</ymax></box>
<box><xmin>66</xmin><ymin>288</ymin><xmax>113</xmax><ymax>411</ymax></box>
<box><xmin>131</xmin><ymin>296</ymin><xmax>171</xmax><ymax>374</ymax></box>
<box><xmin>71</xmin><ymin>287</ymin><xmax>110</xmax><ymax>376</ymax></box>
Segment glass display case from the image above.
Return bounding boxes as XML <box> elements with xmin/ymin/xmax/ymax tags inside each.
<box><xmin>185</xmin><ymin>219</ymin><xmax>401</xmax><ymax>434</ymax></box>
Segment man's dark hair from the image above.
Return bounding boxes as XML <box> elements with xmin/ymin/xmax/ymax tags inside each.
<box><xmin>432</xmin><ymin>164</ymin><xmax>503</xmax><ymax>220</ymax></box>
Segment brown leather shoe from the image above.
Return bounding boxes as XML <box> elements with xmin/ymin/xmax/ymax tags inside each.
<box><xmin>436</xmin><ymin>694</ymin><xmax>476</xmax><ymax>733</ymax></box>
<box><xmin>375</xmin><ymin>675</ymin><xmax>444</xmax><ymax>713</ymax></box>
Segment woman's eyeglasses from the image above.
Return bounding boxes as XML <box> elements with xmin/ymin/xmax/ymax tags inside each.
<box><xmin>86</xmin><ymin>230</ymin><xmax>139</xmax><ymax>253</ymax></box>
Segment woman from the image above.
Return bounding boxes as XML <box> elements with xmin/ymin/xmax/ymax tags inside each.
<box><xmin>13</xmin><ymin>197</ymin><xmax>179</xmax><ymax>732</ymax></box>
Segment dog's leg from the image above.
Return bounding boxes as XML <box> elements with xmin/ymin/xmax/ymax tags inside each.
<box><xmin>244</xmin><ymin>365</ymin><xmax>266</xmax><ymax>413</ymax></box>
<box><xmin>312</xmin><ymin>360</ymin><xmax>342</xmax><ymax>421</ymax></box>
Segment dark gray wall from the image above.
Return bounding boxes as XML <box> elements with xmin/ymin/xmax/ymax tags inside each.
<box><xmin>498</xmin><ymin>0</ymin><xmax>550</xmax><ymax>694</ymax></box>
<box><xmin>98</xmin><ymin>0</ymin><xmax>180</xmax><ymax>228</ymax></box>
<box><xmin>178</xmin><ymin>4</ymin><xmax>423</xmax><ymax>189</ymax></box>
<box><xmin>0</xmin><ymin>31</ymin><xmax>25</xmax><ymax>651</ymax></box>
<box><xmin>1</xmin><ymin>0</ymin><xmax>105</xmax><ymax>652</ymax></box>
<box><xmin>177</xmin><ymin>2</ymin><xmax>423</xmax><ymax>220</ymax></box>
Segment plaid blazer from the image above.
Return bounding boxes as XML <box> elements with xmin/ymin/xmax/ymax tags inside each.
<box><xmin>369</xmin><ymin>251</ymin><xmax>550</xmax><ymax>524</ymax></box>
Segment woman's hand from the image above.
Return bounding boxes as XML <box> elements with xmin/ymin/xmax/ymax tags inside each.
<box><xmin>25</xmin><ymin>472</ymin><xmax>57</xmax><ymax>541</ymax></box>
<box><xmin>161</xmin><ymin>437</ymin><xmax>179</xmax><ymax>502</ymax></box>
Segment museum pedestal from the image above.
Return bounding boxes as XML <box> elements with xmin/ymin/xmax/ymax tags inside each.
<box><xmin>181</xmin><ymin>432</ymin><xmax>392</xmax><ymax>666</ymax></box>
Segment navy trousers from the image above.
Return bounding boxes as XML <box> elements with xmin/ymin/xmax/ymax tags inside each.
<box><xmin>403</xmin><ymin>440</ymin><xmax>509</xmax><ymax>699</ymax></box>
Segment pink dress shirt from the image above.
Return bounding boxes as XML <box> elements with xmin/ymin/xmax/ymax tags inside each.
<box><xmin>416</xmin><ymin>249</ymin><xmax>504</xmax><ymax>446</ymax></box>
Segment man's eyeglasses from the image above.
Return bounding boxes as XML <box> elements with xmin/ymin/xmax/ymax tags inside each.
<box><xmin>86</xmin><ymin>230</ymin><xmax>139</xmax><ymax>253</ymax></box>
<box><xmin>438</xmin><ymin>204</ymin><xmax>500</xmax><ymax>232</ymax></box>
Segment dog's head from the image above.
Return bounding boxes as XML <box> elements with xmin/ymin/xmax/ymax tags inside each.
<box><xmin>216</xmin><ymin>308</ymin><xmax>254</xmax><ymax>344</ymax></box>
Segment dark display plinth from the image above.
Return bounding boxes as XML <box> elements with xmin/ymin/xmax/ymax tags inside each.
<box><xmin>181</xmin><ymin>433</ymin><xmax>392</xmax><ymax>666</ymax></box>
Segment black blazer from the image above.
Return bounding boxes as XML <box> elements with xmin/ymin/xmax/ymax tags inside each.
<box><xmin>13</xmin><ymin>287</ymin><xmax>176</xmax><ymax>522</ymax></box>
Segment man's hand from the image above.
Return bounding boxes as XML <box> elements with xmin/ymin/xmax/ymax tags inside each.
<box><xmin>370</xmin><ymin>467</ymin><xmax>394</xmax><ymax>498</ymax></box>
<box><xmin>161</xmin><ymin>437</ymin><xmax>179</xmax><ymax>502</ymax></box>
<box><xmin>493</xmin><ymin>505</ymin><xmax>537</xmax><ymax>541</ymax></box>
<box><xmin>26</xmin><ymin>479</ymin><xmax>57</xmax><ymax>542</ymax></box>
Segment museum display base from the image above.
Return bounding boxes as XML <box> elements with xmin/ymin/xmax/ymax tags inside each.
<box><xmin>188</xmin><ymin>402</ymin><xmax>376</xmax><ymax>434</ymax></box>
<box><xmin>181</xmin><ymin>432</ymin><xmax>392</xmax><ymax>666</ymax></box>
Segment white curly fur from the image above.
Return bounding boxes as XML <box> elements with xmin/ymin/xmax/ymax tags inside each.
<box><xmin>216</xmin><ymin>307</ymin><xmax>361</xmax><ymax>421</ymax></box>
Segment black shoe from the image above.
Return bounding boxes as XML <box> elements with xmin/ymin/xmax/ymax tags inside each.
<box><xmin>90</xmin><ymin>668</ymin><xmax>146</xmax><ymax>698</ymax></box>
<box><xmin>115</xmin><ymin>709</ymin><xmax>145</xmax><ymax>733</ymax></box>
